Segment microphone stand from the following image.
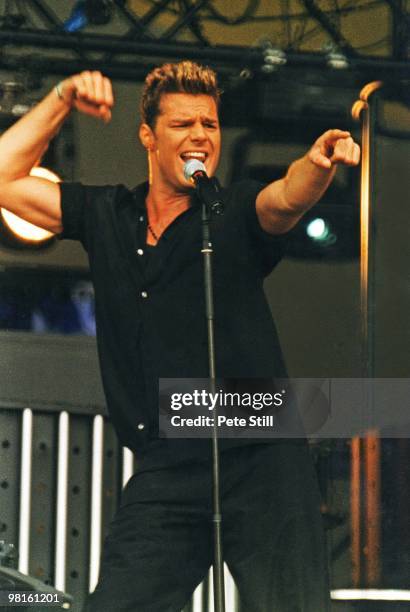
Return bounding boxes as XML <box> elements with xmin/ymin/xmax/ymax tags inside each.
<box><xmin>201</xmin><ymin>197</ymin><xmax>225</xmax><ymax>612</ymax></box>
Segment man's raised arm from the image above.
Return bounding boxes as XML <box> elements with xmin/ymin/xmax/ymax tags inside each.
<box><xmin>256</xmin><ymin>129</ymin><xmax>361</xmax><ymax>235</ymax></box>
<box><xmin>0</xmin><ymin>71</ymin><xmax>114</xmax><ymax>233</ymax></box>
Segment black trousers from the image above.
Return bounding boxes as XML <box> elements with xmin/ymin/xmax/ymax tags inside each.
<box><xmin>84</xmin><ymin>443</ymin><xmax>330</xmax><ymax>612</ymax></box>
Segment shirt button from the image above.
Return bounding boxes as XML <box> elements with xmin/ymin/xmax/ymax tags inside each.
<box><xmin>139</xmin><ymin>215</ymin><xmax>144</xmax><ymax>222</ymax></box>
<box><xmin>137</xmin><ymin>248</ymin><xmax>144</xmax><ymax>256</ymax></box>
<box><xmin>137</xmin><ymin>423</ymin><xmax>145</xmax><ymax>431</ymax></box>
<box><xmin>141</xmin><ymin>291</ymin><xmax>148</xmax><ymax>298</ymax></box>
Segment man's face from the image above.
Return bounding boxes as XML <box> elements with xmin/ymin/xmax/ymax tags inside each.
<box><xmin>142</xmin><ymin>92</ymin><xmax>221</xmax><ymax>194</ymax></box>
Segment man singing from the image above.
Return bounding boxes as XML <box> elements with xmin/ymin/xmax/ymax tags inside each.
<box><xmin>0</xmin><ymin>61</ymin><xmax>360</xmax><ymax>611</ymax></box>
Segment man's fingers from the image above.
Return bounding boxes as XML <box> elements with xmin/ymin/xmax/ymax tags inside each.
<box><xmin>352</xmin><ymin>142</ymin><xmax>361</xmax><ymax>165</ymax></box>
<box><xmin>330</xmin><ymin>138</ymin><xmax>361</xmax><ymax>166</ymax></box>
<box><xmin>347</xmin><ymin>140</ymin><xmax>357</xmax><ymax>164</ymax></box>
<box><xmin>329</xmin><ymin>138</ymin><xmax>347</xmax><ymax>163</ymax></box>
<box><xmin>69</xmin><ymin>71</ymin><xmax>114</xmax><ymax>122</ymax></box>
<box><xmin>103</xmin><ymin>77</ymin><xmax>114</xmax><ymax>107</ymax></box>
<box><xmin>74</xmin><ymin>100</ymin><xmax>111</xmax><ymax>123</ymax></box>
<box><xmin>310</xmin><ymin>149</ymin><xmax>332</xmax><ymax>169</ymax></box>
<box><xmin>93</xmin><ymin>71</ymin><xmax>105</xmax><ymax>105</ymax></box>
<box><xmin>71</xmin><ymin>74</ymin><xmax>87</xmax><ymax>99</ymax></box>
<box><xmin>81</xmin><ymin>71</ymin><xmax>96</xmax><ymax>101</ymax></box>
<box><xmin>322</xmin><ymin>129</ymin><xmax>351</xmax><ymax>144</ymax></box>
<box><xmin>309</xmin><ymin>130</ymin><xmax>361</xmax><ymax>168</ymax></box>
<box><xmin>99</xmin><ymin>105</ymin><xmax>112</xmax><ymax>123</ymax></box>
<box><xmin>74</xmin><ymin>99</ymin><xmax>103</xmax><ymax>118</ymax></box>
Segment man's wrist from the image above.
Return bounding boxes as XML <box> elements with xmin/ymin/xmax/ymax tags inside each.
<box><xmin>54</xmin><ymin>81</ymin><xmax>75</xmax><ymax>107</ymax></box>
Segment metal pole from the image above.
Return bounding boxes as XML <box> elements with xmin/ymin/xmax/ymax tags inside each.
<box><xmin>364</xmin><ymin>431</ymin><xmax>381</xmax><ymax>585</ymax></box>
<box><xmin>201</xmin><ymin>202</ymin><xmax>225</xmax><ymax>612</ymax></box>
<box><xmin>18</xmin><ymin>408</ymin><xmax>33</xmax><ymax>575</ymax></box>
<box><xmin>351</xmin><ymin>80</ymin><xmax>383</xmax><ymax>588</ymax></box>
<box><xmin>350</xmin><ymin>436</ymin><xmax>361</xmax><ymax>587</ymax></box>
<box><xmin>89</xmin><ymin>415</ymin><xmax>104</xmax><ymax>593</ymax></box>
<box><xmin>54</xmin><ymin>411</ymin><xmax>70</xmax><ymax>592</ymax></box>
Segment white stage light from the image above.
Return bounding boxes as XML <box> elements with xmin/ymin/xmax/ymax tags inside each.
<box><xmin>306</xmin><ymin>217</ymin><xmax>328</xmax><ymax>240</ymax></box>
<box><xmin>331</xmin><ymin>589</ymin><xmax>410</xmax><ymax>601</ymax></box>
<box><xmin>0</xmin><ymin>166</ymin><xmax>60</xmax><ymax>248</ymax></box>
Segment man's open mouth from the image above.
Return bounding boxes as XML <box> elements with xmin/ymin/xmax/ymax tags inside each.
<box><xmin>180</xmin><ymin>151</ymin><xmax>208</xmax><ymax>163</ymax></box>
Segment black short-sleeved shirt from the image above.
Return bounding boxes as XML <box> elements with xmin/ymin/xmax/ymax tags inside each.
<box><xmin>60</xmin><ymin>180</ymin><xmax>289</xmax><ymax>467</ymax></box>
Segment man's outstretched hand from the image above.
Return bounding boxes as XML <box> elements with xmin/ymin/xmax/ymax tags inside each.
<box><xmin>308</xmin><ymin>129</ymin><xmax>360</xmax><ymax>169</ymax></box>
<box><xmin>59</xmin><ymin>71</ymin><xmax>114</xmax><ymax>123</ymax></box>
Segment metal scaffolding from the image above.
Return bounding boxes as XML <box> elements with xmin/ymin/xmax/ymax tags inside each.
<box><xmin>0</xmin><ymin>1</ymin><xmax>407</xmax><ymax>81</ymax></box>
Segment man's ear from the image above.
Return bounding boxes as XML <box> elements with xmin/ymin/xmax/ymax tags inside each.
<box><xmin>139</xmin><ymin>123</ymin><xmax>155</xmax><ymax>151</ymax></box>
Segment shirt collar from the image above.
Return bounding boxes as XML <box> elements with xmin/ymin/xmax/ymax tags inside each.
<box><xmin>131</xmin><ymin>179</ymin><xmax>222</xmax><ymax>212</ymax></box>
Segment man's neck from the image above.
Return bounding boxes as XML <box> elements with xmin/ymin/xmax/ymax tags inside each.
<box><xmin>145</xmin><ymin>185</ymin><xmax>191</xmax><ymax>223</ymax></box>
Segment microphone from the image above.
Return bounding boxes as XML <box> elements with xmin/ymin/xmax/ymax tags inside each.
<box><xmin>183</xmin><ymin>159</ymin><xmax>224</xmax><ymax>215</ymax></box>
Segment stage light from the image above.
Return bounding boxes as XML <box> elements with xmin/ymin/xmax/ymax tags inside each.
<box><xmin>261</xmin><ymin>43</ymin><xmax>287</xmax><ymax>74</ymax></box>
<box><xmin>326</xmin><ymin>51</ymin><xmax>349</xmax><ymax>70</ymax></box>
<box><xmin>306</xmin><ymin>218</ymin><xmax>328</xmax><ymax>240</ymax></box>
<box><xmin>0</xmin><ymin>167</ymin><xmax>59</xmax><ymax>249</ymax></box>
<box><xmin>1</xmin><ymin>210</ymin><xmax>53</xmax><ymax>243</ymax></box>
<box><xmin>331</xmin><ymin>589</ymin><xmax>410</xmax><ymax>601</ymax></box>
<box><xmin>324</xmin><ymin>43</ymin><xmax>349</xmax><ymax>70</ymax></box>
<box><xmin>63</xmin><ymin>2</ymin><xmax>88</xmax><ymax>33</ymax></box>
<box><xmin>63</xmin><ymin>0</ymin><xmax>113</xmax><ymax>32</ymax></box>
<box><xmin>306</xmin><ymin>217</ymin><xmax>336</xmax><ymax>246</ymax></box>
<box><xmin>0</xmin><ymin>81</ymin><xmax>30</xmax><ymax>119</ymax></box>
